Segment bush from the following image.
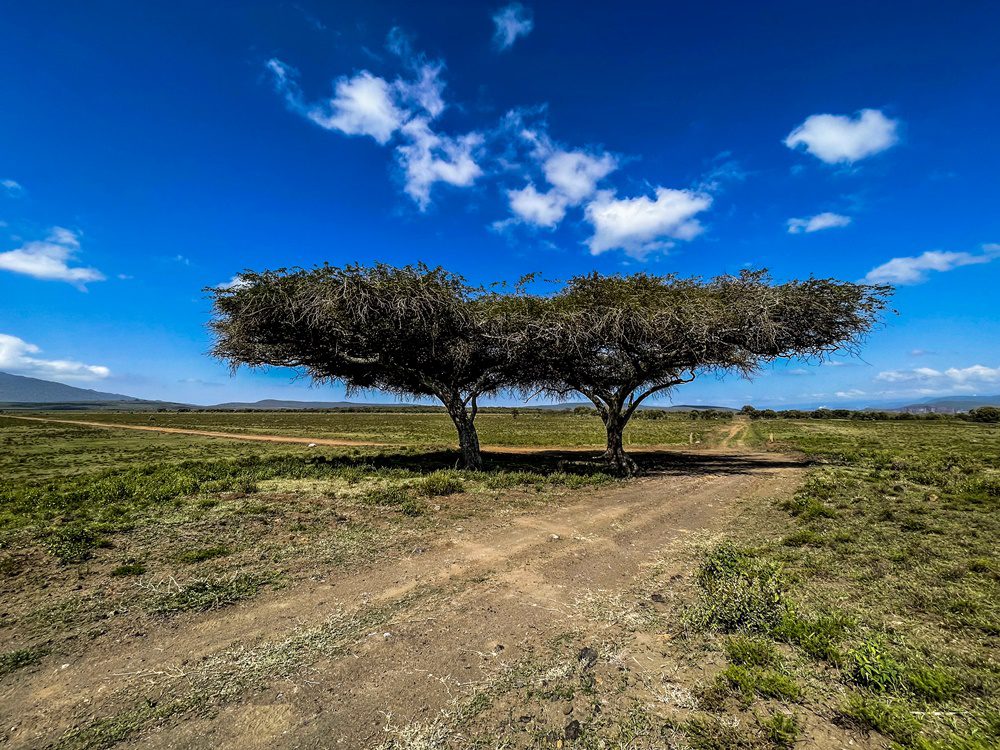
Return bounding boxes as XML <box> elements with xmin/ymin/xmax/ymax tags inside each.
<box><xmin>414</xmin><ymin>471</ymin><xmax>464</xmax><ymax>497</ymax></box>
<box><xmin>848</xmin><ymin>638</ymin><xmax>904</xmax><ymax>692</ymax></box>
<box><xmin>725</xmin><ymin>635</ymin><xmax>782</xmax><ymax>668</ymax></box>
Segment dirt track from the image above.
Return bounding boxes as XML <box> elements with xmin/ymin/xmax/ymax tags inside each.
<box><xmin>2</xmin><ymin>447</ymin><xmax>809</xmax><ymax>749</ymax></box>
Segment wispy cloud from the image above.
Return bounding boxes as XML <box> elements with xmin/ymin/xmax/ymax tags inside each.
<box><xmin>492</xmin><ymin>3</ymin><xmax>534</xmax><ymax>50</ymax></box>
<box><xmin>0</xmin><ymin>332</ymin><xmax>110</xmax><ymax>381</ymax></box>
<box><xmin>0</xmin><ymin>227</ymin><xmax>105</xmax><ymax>289</ymax></box>
<box><xmin>864</xmin><ymin>244</ymin><xmax>998</xmax><ymax>285</ymax></box>
<box><xmin>787</xmin><ymin>212</ymin><xmax>852</xmax><ymax>234</ymax></box>
<box><xmin>785</xmin><ymin>109</ymin><xmax>899</xmax><ymax>164</ymax></box>
<box><xmin>877</xmin><ymin>364</ymin><xmax>1000</xmax><ymax>390</ymax></box>
<box><xmin>1</xmin><ymin>179</ymin><xmax>25</xmax><ymax>197</ymax></box>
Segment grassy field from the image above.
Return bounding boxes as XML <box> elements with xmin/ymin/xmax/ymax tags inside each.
<box><xmin>39</xmin><ymin>409</ymin><xmax>719</xmax><ymax>447</ymax></box>
<box><xmin>1</xmin><ymin>411</ymin><xmax>997</xmax><ymax>749</ymax></box>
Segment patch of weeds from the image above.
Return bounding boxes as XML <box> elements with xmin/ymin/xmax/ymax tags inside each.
<box><xmin>1</xmin><ymin>647</ymin><xmax>47</xmax><ymax>677</ymax></box>
<box><xmin>725</xmin><ymin>635</ymin><xmax>782</xmax><ymax>668</ymax></box>
<box><xmin>398</xmin><ymin>498</ymin><xmax>427</xmax><ymax>517</ymax></box>
<box><xmin>720</xmin><ymin>665</ymin><xmax>801</xmax><ymax>704</ymax></box>
<box><xmin>146</xmin><ymin>572</ymin><xmax>274</xmax><ymax>614</ymax></box>
<box><xmin>414</xmin><ymin>471</ymin><xmax>464</xmax><ymax>497</ymax></box>
<box><xmin>905</xmin><ymin>663</ymin><xmax>961</xmax><ymax>702</ymax></box>
<box><xmin>848</xmin><ymin>637</ymin><xmax>905</xmax><ymax>692</ymax></box>
<box><xmin>773</xmin><ymin>609</ymin><xmax>851</xmax><ymax>663</ymax></box>
<box><xmin>175</xmin><ymin>545</ymin><xmax>231</xmax><ymax>564</ymax></box>
<box><xmin>760</xmin><ymin>712</ymin><xmax>800</xmax><ymax>749</ymax></box>
<box><xmin>43</xmin><ymin>523</ymin><xmax>108</xmax><ymax>563</ymax></box>
<box><xmin>367</xmin><ymin>486</ymin><xmax>410</xmax><ymax>507</ymax></box>
<box><xmin>690</xmin><ymin>545</ymin><xmax>786</xmax><ymax>633</ymax></box>
<box><xmin>837</xmin><ymin>693</ymin><xmax>922</xmax><ymax>745</ymax></box>
<box><xmin>110</xmin><ymin>559</ymin><xmax>147</xmax><ymax>577</ymax></box>
<box><xmin>683</xmin><ymin>714</ymin><xmax>765</xmax><ymax>749</ymax></box>
<box><xmin>780</xmin><ymin>529</ymin><xmax>824</xmax><ymax>547</ymax></box>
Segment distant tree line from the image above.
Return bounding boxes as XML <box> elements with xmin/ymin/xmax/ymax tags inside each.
<box><xmin>739</xmin><ymin>405</ymin><xmax>1000</xmax><ymax>422</ymax></box>
<box><xmin>209</xmin><ymin>263</ymin><xmax>891</xmax><ymax>475</ymax></box>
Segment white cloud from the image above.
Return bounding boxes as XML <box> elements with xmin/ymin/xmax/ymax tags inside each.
<box><xmin>394</xmin><ymin>62</ymin><xmax>446</xmax><ymax>119</ymax></box>
<box><xmin>2</xmin><ymin>179</ymin><xmax>24</xmax><ymax>197</ymax></box>
<box><xmin>863</xmin><ymin>245</ymin><xmax>999</xmax><ymax>285</ymax></box>
<box><xmin>396</xmin><ymin>118</ymin><xmax>483</xmax><ymax>209</ymax></box>
<box><xmin>306</xmin><ymin>69</ymin><xmax>405</xmax><ymax>144</ymax></box>
<box><xmin>0</xmin><ymin>333</ymin><xmax>110</xmax><ymax>381</ymax></box>
<box><xmin>0</xmin><ymin>227</ymin><xmax>104</xmax><ymax>289</ymax></box>
<box><xmin>218</xmin><ymin>274</ymin><xmax>249</xmax><ymax>290</ymax></box>
<box><xmin>492</xmin><ymin>3</ymin><xmax>534</xmax><ymax>50</ymax></box>
<box><xmin>877</xmin><ymin>364</ymin><xmax>1000</xmax><ymax>389</ymax></box>
<box><xmin>787</xmin><ymin>212</ymin><xmax>852</xmax><ymax>234</ymax></box>
<box><xmin>543</xmin><ymin>150</ymin><xmax>617</xmax><ymax>203</ymax></box>
<box><xmin>785</xmin><ymin>109</ymin><xmax>899</xmax><ymax>164</ymax></box>
<box><xmin>585</xmin><ymin>188</ymin><xmax>712</xmax><ymax>258</ymax></box>
<box><xmin>835</xmin><ymin>389</ymin><xmax>866</xmax><ymax>399</ymax></box>
<box><xmin>507</xmin><ymin>184</ymin><xmax>568</xmax><ymax>227</ymax></box>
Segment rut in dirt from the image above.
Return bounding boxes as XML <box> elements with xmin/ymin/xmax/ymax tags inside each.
<box><xmin>2</xmin><ymin>449</ymin><xmax>804</xmax><ymax>750</ymax></box>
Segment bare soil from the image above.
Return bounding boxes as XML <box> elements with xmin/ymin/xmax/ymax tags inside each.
<box><xmin>3</xmin><ymin>447</ymin><xmax>878</xmax><ymax>749</ymax></box>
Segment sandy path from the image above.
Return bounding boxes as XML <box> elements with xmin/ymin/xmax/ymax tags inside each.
<box><xmin>1</xmin><ymin>449</ymin><xmax>804</xmax><ymax>749</ymax></box>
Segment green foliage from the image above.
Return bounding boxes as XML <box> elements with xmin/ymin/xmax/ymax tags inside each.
<box><xmin>725</xmin><ymin>635</ymin><xmax>782</xmax><ymax>668</ymax></box>
<box><xmin>760</xmin><ymin>712</ymin><xmax>800</xmax><ymax>749</ymax></box>
<box><xmin>773</xmin><ymin>610</ymin><xmax>851</xmax><ymax>663</ymax></box>
<box><xmin>1</xmin><ymin>647</ymin><xmax>46</xmax><ymax>677</ymax></box>
<box><xmin>147</xmin><ymin>573</ymin><xmax>274</xmax><ymax>614</ymax></box>
<box><xmin>414</xmin><ymin>470</ymin><xmax>464</xmax><ymax>497</ymax></box>
<box><xmin>110</xmin><ymin>559</ymin><xmax>146</xmax><ymax>577</ymax></box>
<box><xmin>719</xmin><ymin>665</ymin><xmax>801</xmax><ymax>704</ymax></box>
<box><xmin>691</xmin><ymin>545</ymin><xmax>786</xmax><ymax>632</ymax></box>
<box><xmin>838</xmin><ymin>693</ymin><xmax>922</xmax><ymax>744</ymax></box>
<box><xmin>848</xmin><ymin>638</ymin><xmax>905</xmax><ymax>692</ymax></box>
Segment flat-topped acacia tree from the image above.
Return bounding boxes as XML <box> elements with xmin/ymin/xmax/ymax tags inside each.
<box><xmin>507</xmin><ymin>270</ymin><xmax>891</xmax><ymax>475</ymax></box>
<box><xmin>208</xmin><ymin>264</ymin><xmax>514</xmax><ymax>470</ymax></box>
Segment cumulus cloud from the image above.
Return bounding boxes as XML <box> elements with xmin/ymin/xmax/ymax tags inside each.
<box><xmin>785</xmin><ymin>109</ymin><xmax>899</xmax><ymax>164</ymax></box>
<box><xmin>506</xmin><ymin>184</ymin><xmax>568</xmax><ymax>227</ymax></box>
<box><xmin>268</xmin><ymin>60</ymin><xmax>406</xmax><ymax>144</ymax></box>
<box><xmin>877</xmin><ymin>364</ymin><xmax>1000</xmax><ymax>389</ymax></box>
<box><xmin>787</xmin><ymin>212</ymin><xmax>852</xmax><ymax>234</ymax></box>
<box><xmin>543</xmin><ymin>150</ymin><xmax>617</xmax><ymax>203</ymax></box>
<box><xmin>505</xmin><ymin>146</ymin><xmax>617</xmax><ymax>228</ymax></box>
<box><xmin>585</xmin><ymin>188</ymin><xmax>712</xmax><ymax>258</ymax></box>
<box><xmin>396</xmin><ymin>118</ymin><xmax>483</xmax><ymax>209</ymax></box>
<box><xmin>0</xmin><ymin>333</ymin><xmax>110</xmax><ymax>381</ymax></box>
<box><xmin>492</xmin><ymin>3</ymin><xmax>534</xmax><ymax>50</ymax></box>
<box><xmin>2</xmin><ymin>179</ymin><xmax>24</xmax><ymax>197</ymax></box>
<box><xmin>863</xmin><ymin>244</ymin><xmax>999</xmax><ymax>285</ymax></box>
<box><xmin>0</xmin><ymin>227</ymin><xmax>105</xmax><ymax>289</ymax></box>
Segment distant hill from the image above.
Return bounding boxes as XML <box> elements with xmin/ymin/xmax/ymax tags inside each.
<box><xmin>532</xmin><ymin>402</ymin><xmax>738</xmax><ymax>412</ymax></box>
<box><xmin>892</xmin><ymin>395</ymin><xmax>1000</xmax><ymax>414</ymax></box>
<box><xmin>0</xmin><ymin>371</ymin><xmax>138</xmax><ymax>403</ymax></box>
<box><xmin>209</xmin><ymin>399</ymin><xmax>402</xmax><ymax>410</ymax></box>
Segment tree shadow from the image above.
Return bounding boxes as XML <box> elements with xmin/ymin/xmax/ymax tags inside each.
<box><xmin>309</xmin><ymin>446</ymin><xmax>808</xmax><ymax>478</ymax></box>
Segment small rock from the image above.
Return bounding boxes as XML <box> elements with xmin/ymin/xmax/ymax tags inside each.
<box><xmin>562</xmin><ymin>703</ymin><xmax>573</xmax><ymax>715</ymax></box>
<box><xmin>577</xmin><ymin>647</ymin><xmax>598</xmax><ymax>671</ymax></box>
<box><xmin>549</xmin><ymin>534</ymin><xmax>560</xmax><ymax>541</ymax></box>
<box><xmin>564</xmin><ymin>719</ymin><xmax>582</xmax><ymax>740</ymax></box>
<box><xmin>650</xmin><ymin>592</ymin><xmax>666</xmax><ymax>603</ymax></box>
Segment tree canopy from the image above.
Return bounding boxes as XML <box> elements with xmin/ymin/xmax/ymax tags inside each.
<box><xmin>209</xmin><ymin>265</ymin><xmax>891</xmax><ymax>475</ymax></box>
<box><xmin>501</xmin><ymin>270</ymin><xmax>891</xmax><ymax>474</ymax></box>
<box><xmin>208</xmin><ymin>264</ymin><xmax>514</xmax><ymax>469</ymax></box>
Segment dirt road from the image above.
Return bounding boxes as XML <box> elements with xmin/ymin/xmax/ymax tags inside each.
<box><xmin>2</xmin><ymin>449</ymin><xmax>807</xmax><ymax>749</ymax></box>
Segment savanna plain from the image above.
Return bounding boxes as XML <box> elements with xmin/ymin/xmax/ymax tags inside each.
<box><xmin>1</xmin><ymin>411</ymin><xmax>997</xmax><ymax>750</ymax></box>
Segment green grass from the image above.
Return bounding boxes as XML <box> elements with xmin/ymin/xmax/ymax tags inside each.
<box><xmin>1</xmin><ymin>647</ymin><xmax>47</xmax><ymax>677</ymax></box>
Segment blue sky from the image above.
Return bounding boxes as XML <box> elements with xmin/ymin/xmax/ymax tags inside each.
<box><xmin>1</xmin><ymin>1</ymin><xmax>998</xmax><ymax>408</ymax></box>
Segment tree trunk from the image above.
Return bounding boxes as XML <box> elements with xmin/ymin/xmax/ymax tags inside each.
<box><xmin>444</xmin><ymin>398</ymin><xmax>483</xmax><ymax>470</ymax></box>
<box><xmin>601</xmin><ymin>412</ymin><xmax>638</xmax><ymax>477</ymax></box>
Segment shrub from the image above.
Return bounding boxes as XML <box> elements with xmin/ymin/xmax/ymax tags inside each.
<box><xmin>175</xmin><ymin>545</ymin><xmax>231</xmax><ymax>564</ymax></box>
<box><xmin>848</xmin><ymin>638</ymin><xmax>904</xmax><ymax>692</ymax></box>
<box><xmin>760</xmin><ymin>712</ymin><xmax>800</xmax><ymax>749</ymax></box>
